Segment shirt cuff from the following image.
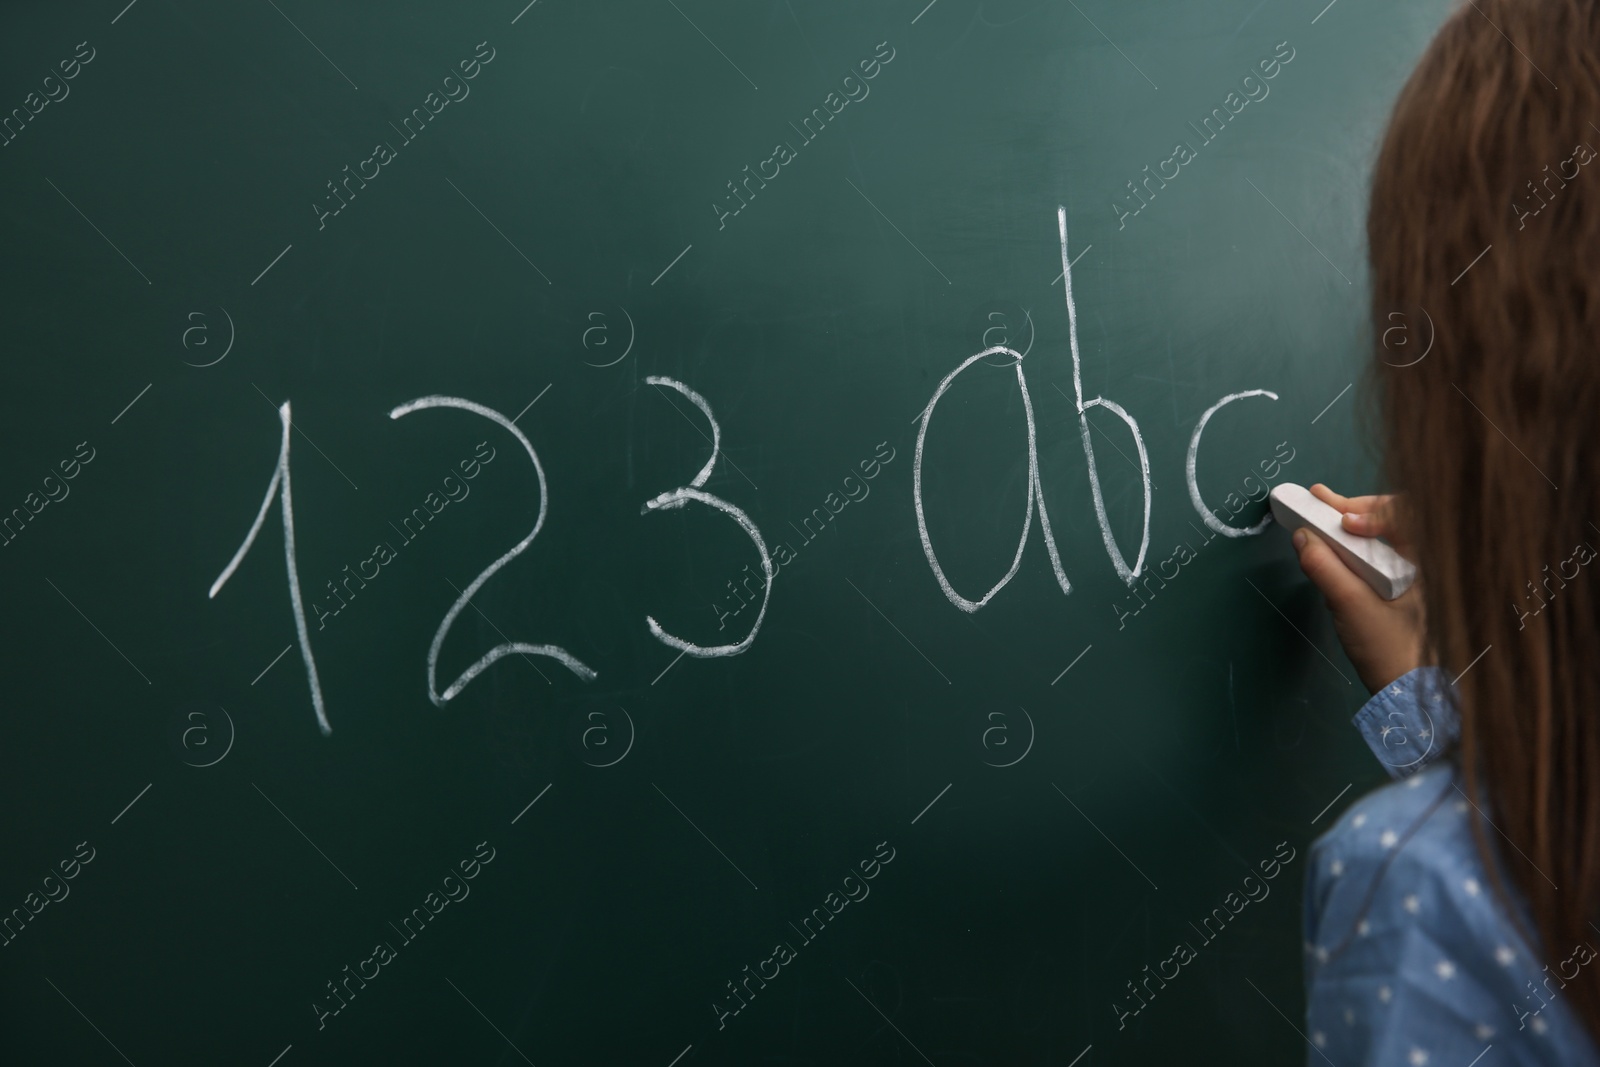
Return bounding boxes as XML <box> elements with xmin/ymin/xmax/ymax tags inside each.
<box><xmin>1352</xmin><ymin>666</ymin><xmax>1458</xmax><ymax>779</ymax></box>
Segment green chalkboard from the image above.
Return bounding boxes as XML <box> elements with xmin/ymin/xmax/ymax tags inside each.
<box><xmin>0</xmin><ymin>0</ymin><xmax>1450</xmax><ymax>1063</ymax></box>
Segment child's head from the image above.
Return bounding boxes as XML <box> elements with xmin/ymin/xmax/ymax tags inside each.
<box><xmin>1369</xmin><ymin>0</ymin><xmax>1600</xmax><ymax>1033</ymax></box>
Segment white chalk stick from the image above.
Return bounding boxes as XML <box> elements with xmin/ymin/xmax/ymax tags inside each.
<box><xmin>1270</xmin><ymin>482</ymin><xmax>1417</xmax><ymax>600</ymax></box>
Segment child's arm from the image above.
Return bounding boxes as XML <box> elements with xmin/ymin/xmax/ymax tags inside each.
<box><xmin>1290</xmin><ymin>484</ymin><xmax>1426</xmax><ymax>693</ymax></box>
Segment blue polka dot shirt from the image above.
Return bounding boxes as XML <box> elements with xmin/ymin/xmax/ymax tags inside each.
<box><xmin>1304</xmin><ymin>667</ymin><xmax>1600</xmax><ymax>1066</ymax></box>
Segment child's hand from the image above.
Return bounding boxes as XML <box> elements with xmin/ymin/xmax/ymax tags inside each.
<box><xmin>1290</xmin><ymin>484</ymin><xmax>1427</xmax><ymax>694</ymax></box>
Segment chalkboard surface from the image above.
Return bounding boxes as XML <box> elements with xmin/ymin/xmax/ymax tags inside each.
<box><xmin>0</xmin><ymin>0</ymin><xmax>1449</xmax><ymax>1063</ymax></box>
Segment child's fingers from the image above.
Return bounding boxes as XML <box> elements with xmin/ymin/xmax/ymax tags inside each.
<box><xmin>1309</xmin><ymin>484</ymin><xmax>1413</xmax><ymax>555</ymax></box>
<box><xmin>1342</xmin><ymin>510</ymin><xmax>1392</xmax><ymax>536</ymax></box>
<box><xmin>1308</xmin><ymin>483</ymin><xmax>1352</xmax><ymax>509</ymax></box>
<box><xmin>1309</xmin><ymin>483</ymin><xmax>1386</xmax><ymax>514</ymax></box>
<box><xmin>1293</xmin><ymin>526</ymin><xmax>1380</xmax><ymax>614</ymax></box>
<box><xmin>1340</xmin><ymin>499</ymin><xmax>1414</xmax><ymax>557</ymax></box>
<box><xmin>1340</xmin><ymin>495</ymin><xmax>1390</xmax><ymax>514</ymax></box>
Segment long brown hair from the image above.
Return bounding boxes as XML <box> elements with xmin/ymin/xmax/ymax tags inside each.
<box><xmin>1368</xmin><ymin>0</ymin><xmax>1600</xmax><ymax>1041</ymax></box>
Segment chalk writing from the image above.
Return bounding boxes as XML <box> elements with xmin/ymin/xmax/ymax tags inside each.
<box><xmin>213</xmin><ymin>377</ymin><xmax>771</xmax><ymax>733</ymax></box>
<box><xmin>642</xmin><ymin>376</ymin><xmax>774</xmax><ymax>657</ymax></box>
<box><xmin>210</xmin><ymin>401</ymin><xmax>330</xmax><ymax>734</ymax></box>
<box><xmin>388</xmin><ymin>395</ymin><xmax>596</xmax><ymax>705</ymax></box>
<box><xmin>1058</xmin><ymin>206</ymin><xmax>1153</xmax><ymax>582</ymax></box>
<box><xmin>1187</xmin><ymin>391</ymin><xmax>1281</xmax><ymax>537</ymax></box>
<box><xmin>914</xmin><ymin>342</ymin><xmax>1072</xmax><ymax>612</ymax></box>
<box><xmin>914</xmin><ymin>205</ymin><xmax>1283</xmax><ymax>609</ymax></box>
<box><xmin>1118</xmin><ymin>440</ymin><xmax>1296</xmax><ymax>629</ymax></box>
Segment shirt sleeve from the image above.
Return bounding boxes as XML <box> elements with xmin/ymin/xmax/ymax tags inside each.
<box><xmin>1352</xmin><ymin>666</ymin><xmax>1458</xmax><ymax>780</ymax></box>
